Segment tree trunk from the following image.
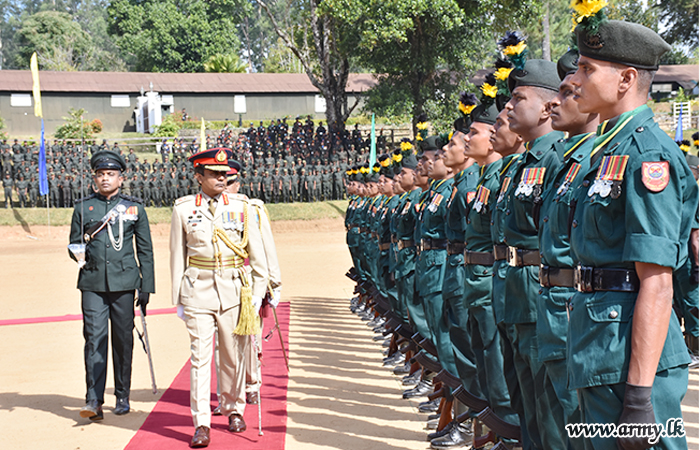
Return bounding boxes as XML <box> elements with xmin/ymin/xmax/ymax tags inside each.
<box><xmin>542</xmin><ymin>2</ymin><xmax>551</xmax><ymax>61</ymax></box>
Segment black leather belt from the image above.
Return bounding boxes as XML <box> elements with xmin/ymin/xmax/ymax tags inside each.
<box><xmin>574</xmin><ymin>264</ymin><xmax>640</xmax><ymax>293</ymax></box>
<box><xmin>360</xmin><ymin>227</ymin><xmax>370</xmax><ymax>233</ymax></box>
<box><xmin>539</xmin><ymin>265</ymin><xmax>575</xmax><ymax>288</ymax></box>
<box><xmin>507</xmin><ymin>246</ymin><xmax>540</xmax><ymax>267</ymax></box>
<box><xmin>378</xmin><ymin>242</ymin><xmax>391</xmax><ymax>251</ymax></box>
<box><xmin>464</xmin><ymin>250</ymin><xmax>495</xmax><ymax>266</ymax></box>
<box><xmin>447</xmin><ymin>241</ymin><xmax>466</xmax><ymax>255</ymax></box>
<box><xmin>397</xmin><ymin>239</ymin><xmax>415</xmax><ymax>250</ymax></box>
<box><xmin>493</xmin><ymin>244</ymin><xmax>508</xmax><ymax>261</ymax></box>
<box><xmin>420</xmin><ymin>238</ymin><xmax>448</xmax><ymax>252</ymax></box>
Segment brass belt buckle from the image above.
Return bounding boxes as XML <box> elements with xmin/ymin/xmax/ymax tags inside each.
<box><xmin>507</xmin><ymin>246</ymin><xmax>519</xmax><ymax>267</ymax></box>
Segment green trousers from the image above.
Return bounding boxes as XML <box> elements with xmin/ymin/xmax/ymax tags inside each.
<box><xmin>81</xmin><ymin>290</ymin><xmax>135</xmax><ymax>403</ymax></box>
<box><xmin>445</xmin><ymin>292</ymin><xmax>482</xmax><ymax>399</ymax></box>
<box><xmin>578</xmin><ymin>365</ymin><xmax>688</xmax><ymax>450</ymax></box>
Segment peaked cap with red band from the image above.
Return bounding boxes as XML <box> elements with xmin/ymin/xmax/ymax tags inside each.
<box><xmin>188</xmin><ymin>148</ymin><xmax>233</xmax><ymax>172</ymax></box>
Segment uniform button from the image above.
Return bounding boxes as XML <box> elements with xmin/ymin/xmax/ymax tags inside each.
<box><xmin>569</xmin><ymin>303</ymin><xmax>574</xmax><ymax>311</ymax></box>
<box><xmin>539</xmin><ymin>288</ymin><xmax>543</xmax><ymax>294</ymax></box>
<box><xmin>635</xmin><ymin>127</ymin><xmax>644</xmax><ymax>133</ymax></box>
<box><xmin>483</xmin><ymin>270</ymin><xmax>488</xmax><ymax>274</ymax></box>
<box><xmin>490</xmin><ymin>221</ymin><xmax>494</xmax><ymax>225</ymax></box>
<box><xmin>467</xmin><ymin>219</ymin><xmax>471</xmax><ymax>224</ymax></box>
<box><xmin>609</xmin><ymin>310</ymin><xmax>619</xmax><ymax>319</ymax></box>
<box><xmin>106</xmin><ymin>261</ymin><xmax>110</xmax><ymax>265</ymax></box>
<box><xmin>543</xmin><ymin>216</ymin><xmax>549</xmax><ymax>223</ymax></box>
<box><xmin>572</xmin><ymin>220</ymin><xmax>578</xmax><ymax>228</ymax></box>
<box><xmin>106</xmin><ymin>244</ymin><xmax>110</xmax><ymax>248</ymax></box>
<box><xmin>506</xmin><ymin>209</ymin><xmax>511</xmax><ymax>215</ymax></box>
<box><xmin>583</xmin><ymin>180</ymin><xmax>590</xmax><ymax>187</ymax></box>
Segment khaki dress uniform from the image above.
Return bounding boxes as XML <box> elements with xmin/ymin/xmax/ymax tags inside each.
<box><xmin>170</xmin><ymin>190</ymin><xmax>268</xmax><ymax>429</ymax></box>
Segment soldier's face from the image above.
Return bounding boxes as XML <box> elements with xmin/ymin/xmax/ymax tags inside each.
<box><xmin>491</xmin><ymin>110</ymin><xmax>522</xmax><ymax>156</ymax></box>
<box><xmin>226</xmin><ymin>180</ymin><xmax>240</xmax><ymax>194</ymax></box>
<box><xmin>570</xmin><ymin>56</ymin><xmax>624</xmax><ymax>117</ymax></box>
<box><xmin>465</xmin><ymin>122</ymin><xmax>494</xmax><ymax>161</ymax></box>
<box><xmin>93</xmin><ymin>169</ymin><xmax>123</xmax><ymax>197</ymax></box>
<box><xmin>441</xmin><ymin>131</ymin><xmax>468</xmax><ymax>168</ymax></box>
<box><xmin>549</xmin><ymin>74</ymin><xmax>598</xmax><ymax>133</ymax></box>
<box><xmin>195</xmin><ymin>169</ymin><xmax>226</xmax><ymax>196</ymax></box>
<box><xmin>507</xmin><ymin>86</ymin><xmax>551</xmax><ymax>140</ymax></box>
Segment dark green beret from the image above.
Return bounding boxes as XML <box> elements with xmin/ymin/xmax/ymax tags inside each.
<box><xmin>401</xmin><ymin>152</ymin><xmax>418</xmax><ymax>170</ymax></box>
<box><xmin>471</xmin><ymin>103</ymin><xmax>500</xmax><ymax>126</ymax></box>
<box><xmin>557</xmin><ymin>49</ymin><xmax>579</xmax><ymax>81</ymax></box>
<box><xmin>366</xmin><ymin>169</ymin><xmax>380</xmax><ymax>183</ymax></box>
<box><xmin>91</xmin><ymin>150</ymin><xmax>126</xmax><ymax>171</ymax></box>
<box><xmin>418</xmin><ymin>136</ymin><xmax>445</xmax><ymax>156</ymax></box>
<box><xmin>508</xmin><ymin>59</ymin><xmax>561</xmax><ymax>93</ymax></box>
<box><xmin>453</xmin><ymin>116</ymin><xmax>472</xmax><ymax>135</ymax></box>
<box><xmin>576</xmin><ymin>20</ymin><xmax>670</xmax><ymax>70</ymax></box>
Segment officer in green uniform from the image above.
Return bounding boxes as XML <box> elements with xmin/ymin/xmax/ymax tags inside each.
<box><xmin>29</xmin><ymin>176</ymin><xmax>39</xmax><ymax>207</ymax></box>
<box><xmin>502</xmin><ymin>51</ymin><xmax>565</xmax><ymax>449</ymax></box>
<box><xmin>567</xmin><ymin>10</ymin><xmax>698</xmax><ymax>449</ymax></box>
<box><xmin>375</xmin><ymin>155</ymin><xmax>401</xmax><ymax>310</ymax></box>
<box><xmin>69</xmin><ymin>150</ymin><xmax>155</xmax><ymax>421</ymax></box>
<box><xmin>15</xmin><ymin>174</ymin><xmax>28</xmax><ymax>208</ymax></box>
<box><xmin>535</xmin><ymin>49</ymin><xmax>598</xmax><ymax>450</ymax></box>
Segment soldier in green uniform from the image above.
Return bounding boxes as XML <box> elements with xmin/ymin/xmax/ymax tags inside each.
<box><xmin>431</xmin><ymin>101</ymin><xmax>483</xmax><ymax>448</ymax></box>
<box><xmin>502</xmin><ymin>51</ymin><xmax>564</xmax><ymax>449</ymax></box>
<box><xmin>290</xmin><ymin>168</ymin><xmax>299</xmax><ymax>202</ymax></box>
<box><xmin>261</xmin><ymin>171</ymin><xmax>272</xmax><ymax>203</ymax></box>
<box><xmin>15</xmin><ymin>174</ymin><xmax>28</xmax><ymax>208</ymax></box>
<box><xmin>250</xmin><ymin>169</ymin><xmax>261</xmax><ymax>200</ymax></box>
<box><xmin>281</xmin><ymin>169</ymin><xmax>291</xmax><ymax>203</ymax></box>
<box><xmin>69</xmin><ymin>150</ymin><xmax>155</xmax><ymax>421</ymax></box>
<box><xmin>534</xmin><ymin>49</ymin><xmax>598</xmax><ymax>450</ymax></box>
<box><xmin>29</xmin><ymin>176</ymin><xmax>39</xmax><ymax>207</ymax></box>
<box><xmin>567</xmin><ymin>9</ymin><xmax>698</xmax><ymax>449</ymax></box>
<box><xmin>49</xmin><ymin>173</ymin><xmax>60</xmax><ymax>207</ymax></box>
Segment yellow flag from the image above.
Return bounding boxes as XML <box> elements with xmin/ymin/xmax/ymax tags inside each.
<box><xmin>200</xmin><ymin>117</ymin><xmax>206</xmax><ymax>151</ymax></box>
<box><xmin>30</xmin><ymin>53</ymin><xmax>43</xmax><ymax>118</ymax></box>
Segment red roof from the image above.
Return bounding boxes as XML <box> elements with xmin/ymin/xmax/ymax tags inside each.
<box><xmin>0</xmin><ymin>70</ymin><xmax>377</xmax><ymax>94</ymax></box>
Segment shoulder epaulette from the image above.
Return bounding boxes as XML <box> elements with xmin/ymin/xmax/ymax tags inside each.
<box><xmin>119</xmin><ymin>193</ymin><xmax>143</xmax><ymax>204</ymax></box>
<box><xmin>174</xmin><ymin>195</ymin><xmax>195</xmax><ymax>206</ymax></box>
<box><xmin>227</xmin><ymin>193</ymin><xmax>251</xmax><ymax>203</ymax></box>
<box><xmin>249</xmin><ymin>198</ymin><xmax>265</xmax><ymax>207</ymax></box>
<box><xmin>74</xmin><ymin>193</ymin><xmax>96</xmax><ymax>204</ymax></box>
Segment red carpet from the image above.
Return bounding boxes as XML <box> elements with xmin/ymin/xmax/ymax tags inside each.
<box><xmin>0</xmin><ymin>307</ymin><xmax>177</xmax><ymax>327</ymax></box>
<box><xmin>124</xmin><ymin>303</ymin><xmax>290</xmax><ymax>449</ymax></box>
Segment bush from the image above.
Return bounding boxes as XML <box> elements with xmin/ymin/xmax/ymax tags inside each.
<box><xmin>153</xmin><ymin>113</ymin><xmax>183</xmax><ymax>137</ymax></box>
<box><xmin>90</xmin><ymin>119</ymin><xmax>103</xmax><ymax>134</ymax></box>
<box><xmin>54</xmin><ymin>108</ymin><xmax>97</xmax><ymax>140</ymax></box>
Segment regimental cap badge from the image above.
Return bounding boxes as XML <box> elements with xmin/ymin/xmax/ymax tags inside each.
<box><xmin>215</xmin><ymin>149</ymin><xmax>227</xmax><ymax>162</ymax></box>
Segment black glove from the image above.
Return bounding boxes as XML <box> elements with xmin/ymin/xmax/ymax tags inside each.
<box><xmin>136</xmin><ymin>291</ymin><xmax>150</xmax><ymax>317</ymax></box>
<box><xmin>617</xmin><ymin>383</ymin><xmax>655</xmax><ymax>450</ymax></box>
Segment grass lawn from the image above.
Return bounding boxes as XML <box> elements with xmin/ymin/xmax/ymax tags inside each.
<box><xmin>0</xmin><ymin>199</ymin><xmax>348</xmax><ymax>226</ymax></box>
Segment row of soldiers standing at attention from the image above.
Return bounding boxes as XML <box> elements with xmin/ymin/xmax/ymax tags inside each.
<box><xmin>344</xmin><ymin>10</ymin><xmax>697</xmax><ymax>450</ymax></box>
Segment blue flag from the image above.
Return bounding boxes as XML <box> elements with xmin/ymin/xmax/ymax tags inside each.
<box><xmin>674</xmin><ymin>103</ymin><xmax>684</xmax><ymax>143</ymax></box>
<box><xmin>39</xmin><ymin>119</ymin><xmax>48</xmax><ymax>196</ymax></box>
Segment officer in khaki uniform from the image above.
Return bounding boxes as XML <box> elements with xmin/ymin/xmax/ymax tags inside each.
<box><xmin>568</xmin><ymin>7</ymin><xmax>698</xmax><ymax>449</ymax></box>
<box><xmin>170</xmin><ymin>148</ymin><xmax>268</xmax><ymax>448</ymax></box>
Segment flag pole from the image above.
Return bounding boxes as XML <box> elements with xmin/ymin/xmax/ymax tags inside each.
<box><xmin>30</xmin><ymin>52</ymin><xmax>49</xmax><ymax>236</ymax></box>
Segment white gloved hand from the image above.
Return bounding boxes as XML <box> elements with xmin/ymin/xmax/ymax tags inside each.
<box><xmin>252</xmin><ymin>295</ymin><xmax>263</xmax><ymax>315</ymax></box>
<box><xmin>270</xmin><ymin>288</ymin><xmax>282</xmax><ymax>309</ymax></box>
<box><xmin>177</xmin><ymin>304</ymin><xmax>186</xmax><ymax>321</ymax></box>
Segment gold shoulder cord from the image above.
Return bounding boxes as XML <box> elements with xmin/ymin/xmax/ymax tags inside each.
<box><xmin>212</xmin><ymin>202</ymin><xmax>259</xmax><ymax>336</ymax></box>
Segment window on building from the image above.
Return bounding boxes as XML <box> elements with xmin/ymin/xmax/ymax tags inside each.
<box><xmin>10</xmin><ymin>93</ymin><xmax>32</xmax><ymax>107</ymax></box>
<box><xmin>111</xmin><ymin>95</ymin><xmax>131</xmax><ymax>107</ymax></box>
<box><xmin>652</xmin><ymin>83</ymin><xmax>673</xmax><ymax>93</ymax></box>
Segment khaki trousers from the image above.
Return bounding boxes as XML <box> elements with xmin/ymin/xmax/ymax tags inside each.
<box><xmin>184</xmin><ymin>305</ymin><xmax>248</xmax><ymax>428</ymax></box>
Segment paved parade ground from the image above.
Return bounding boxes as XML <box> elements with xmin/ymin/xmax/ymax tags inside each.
<box><xmin>0</xmin><ymin>217</ymin><xmax>697</xmax><ymax>449</ymax></box>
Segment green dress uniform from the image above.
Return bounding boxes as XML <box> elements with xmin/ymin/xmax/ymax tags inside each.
<box><xmin>376</xmin><ymin>192</ymin><xmax>400</xmax><ymax>304</ymax></box>
<box><xmin>407</xmin><ymin>187</ymin><xmax>433</xmax><ymax>342</ymax></box>
<box><xmin>68</xmin><ymin>153</ymin><xmax>155</xmax><ymax>408</ymax></box>
<box><xmin>443</xmin><ymin>163</ymin><xmax>482</xmax><ymax>392</ymax></box>
<box><xmin>417</xmin><ymin>176</ymin><xmax>456</xmax><ymax>372</ymax></box>
<box><xmin>502</xmin><ymin>130</ymin><xmax>564</xmax><ymax>450</ymax></box>
<box><xmin>568</xmin><ymin>105</ymin><xmax>696</xmax><ymax>450</ymax></box>
<box><xmin>463</xmin><ymin>159</ymin><xmax>520</xmax><ymax>429</ymax></box>
<box><xmin>536</xmin><ymin>132</ymin><xmax>594</xmax><ymax>450</ymax></box>
<box><xmin>392</xmin><ymin>188</ymin><xmax>421</xmax><ymax>324</ymax></box>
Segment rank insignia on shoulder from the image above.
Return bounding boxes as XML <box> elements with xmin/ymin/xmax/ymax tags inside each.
<box><xmin>641</xmin><ymin>161</ymin><xmax>669</xmax><ymax>192</ymax></box>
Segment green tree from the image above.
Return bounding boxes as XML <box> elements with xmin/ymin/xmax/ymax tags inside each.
<box><xmin>107</xmin><ymin>0</ymin><xmax>244</xmax><ymax>72</ymax></box>
<box><xmin>54</xmin><ymin>108</ymin><xmax>98</xmax><ymax>140</ymax></box>
<box><xmin>655</xmin><ymin>0</ymin><xmax>698</xmax><ymax>47</ymax></box>
<box><xmin>13</xmin><ymin>10</ymin><xmax>123</xmax><ymax>70</ymax></box>
<box><xmin>204</xmin><ymin>53</ymin><xmax>248</xmax><ymax>73</ymax></box>
<box><xmin>152</xmin><ymin>113</ymin><xmax>182</xmax><ymax>137</ymax></box>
